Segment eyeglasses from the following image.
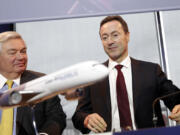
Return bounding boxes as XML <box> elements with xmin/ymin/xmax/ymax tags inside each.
<box><xmin>101</xmin><ymin>32</ymin><xmax>120</xmax><ymax>42</ymax></box>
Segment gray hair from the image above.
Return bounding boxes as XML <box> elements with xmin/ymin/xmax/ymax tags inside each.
<box><xmin>0</xmin><ymin>31</ymin><xmax>22</xmax><ymax>50</ymax></box>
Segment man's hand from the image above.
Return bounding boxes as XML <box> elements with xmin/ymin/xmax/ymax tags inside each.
<box><xmin>84</xmin><ymin>113</ymin><xmax>107</xmax><ymax>133</ymax></box>
<box><xmin>169</xmin><ymin>104</ymin><xmax>180</xmax><ymax>124</ymax></box>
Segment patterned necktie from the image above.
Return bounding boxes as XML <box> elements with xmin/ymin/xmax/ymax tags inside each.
<box><xmin>115</xmin><ymin>65</ymin><xmax>133</xmax><ymax>130</ymax></box>
<box><xmin>0</xmin><ymin>80</ymin><xmax>14</xmax><ymax>135</ymax></box>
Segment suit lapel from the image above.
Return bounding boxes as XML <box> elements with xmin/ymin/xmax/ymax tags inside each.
<box><xmin>103</xmin><ymin>61</ymin><xmax>111</xmax><ymax>115</ymax></box>
<box><xmin>101</xmin><ymin>77</ymin><xmax>111</xmax><ymax>115</ymax></box>
<box><xmin>131</xmin><ymin>58</ymin><xmax>142</xmax><ymax>115</ymax></box>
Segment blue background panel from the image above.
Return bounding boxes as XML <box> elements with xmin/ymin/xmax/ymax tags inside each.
<box><xmin>1</xmin><ymin>0</ymin><xmax>180</xmax><ymax>24</ymax></box>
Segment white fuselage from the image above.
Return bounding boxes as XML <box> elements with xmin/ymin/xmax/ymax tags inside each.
<box><xmin>0</xmin><ymin>61</ymin><xmax>109</xmax><ymax>108</ymax></box>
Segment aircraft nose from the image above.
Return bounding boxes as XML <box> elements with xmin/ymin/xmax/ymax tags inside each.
<box><xmin>92</xmin><ymin>63</ymin><xmax>109</xmax><ymax>78</ymax></box>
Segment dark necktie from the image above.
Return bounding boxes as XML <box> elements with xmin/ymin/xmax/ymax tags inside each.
<box><xmin>115</xmin><ymin>65</ymin><xmax>133</xmax><ymax>130</ymax></box>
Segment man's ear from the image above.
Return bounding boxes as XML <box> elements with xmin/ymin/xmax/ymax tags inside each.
<box><xmin>126</xmin><ymin>32</ymin><xmax>130</xmax><ymax>42</ymax></box>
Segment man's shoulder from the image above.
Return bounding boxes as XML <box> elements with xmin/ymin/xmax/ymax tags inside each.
<box><xmin>20</xmin><ymin>70</ymin><xmax>45</xmax><ymax>83</ymax></box>
<box><xmin>131</xmin><ymin>57</ymin><xmax>159</xmax><ymax>67</ymax></box>
<box><xmin>23</xmin><ymin>70</ymin><xmax>45</xmax><ymax>77</ymax></box>
<box><xmin>102</xmin><ymin>58</ymin><xmax>159</xmax><ymax>67</ymax></box>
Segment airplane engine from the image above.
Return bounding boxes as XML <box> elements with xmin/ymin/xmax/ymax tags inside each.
<box><xmin>0</xmin><ymin>91</ymin><xmax>22</xmax><ymax>108</ymax></box>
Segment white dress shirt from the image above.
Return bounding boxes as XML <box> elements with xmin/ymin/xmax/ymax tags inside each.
<box><xmin>108</xmin><ymin>56</ymin><xmax>136</xmax><ymax>132</ymax></box>
<box><xmin>0</xmin><ymin>74</ymin><xmax>20</xmax><ymax>90</ymax></box>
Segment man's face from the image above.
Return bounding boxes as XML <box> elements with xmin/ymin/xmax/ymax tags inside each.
<box><xmin>0</xmin><ymin>38</ymin><xmax>27</xmax><ymax>75</ymax></box>
<box><xmin>100</xmin><ymin>20</ymin><xmax>129</xmax><ymax>62</ymax></box>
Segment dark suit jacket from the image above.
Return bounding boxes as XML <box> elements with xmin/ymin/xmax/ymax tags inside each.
<box><xmin>72</xmin><ymin>58</ymin><xmax>180</xmax><ymax>134</ymax></box>
<box><xmin>16</xmin><ymin>70</ymin><xmax>66</xmax><ymax>135</ymax></box>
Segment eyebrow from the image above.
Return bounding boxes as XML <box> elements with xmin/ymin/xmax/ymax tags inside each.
<box><xmin>7</xmin><ymin>49</ymin><xmax>17</xmax><ymax>52</ymax></box>
<box><xmin>101</xmin><ymin>33</ymin><xmax>108</xmax><ymax>36</ymax></box>
<box><xmin>101</xmin><ymin>31</ymin><xmax>119</xmax><ymax>36</ymax></box>
<box><xmin>7</xmin><ymin>47</ymin><xmax>27</xmax><ymax>52</ymax></box>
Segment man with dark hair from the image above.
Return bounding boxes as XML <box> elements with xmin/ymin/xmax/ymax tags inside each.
<box><xmin>0</xmin><ymin>31</ymin><xmax>66</xmax><ymax>135</ymax></box>
<box><xmin>72</xmin><ymin>15</ymin><xmax>180</xmax><ymax>134</ymax></box>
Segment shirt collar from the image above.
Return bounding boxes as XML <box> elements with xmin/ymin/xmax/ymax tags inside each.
<box><xmin>108</xmin><ymin>55</ymin><xmax>131</xmax><ymax>70</ymax></box>
<box><xmin>0</xmin><ymin>74</ymin><xmax>21</xmax><ymax>89</ymax></box>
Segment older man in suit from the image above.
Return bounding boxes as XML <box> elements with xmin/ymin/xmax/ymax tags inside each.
<box><xmin>72</xmin><ymin>15</ymin><xmax>180</xmax><ymax>134</ymax></box>
<box><xmin>0</xmin><ymin>31</ymin><xmax>66</xmax><ymax>135</ymax></box>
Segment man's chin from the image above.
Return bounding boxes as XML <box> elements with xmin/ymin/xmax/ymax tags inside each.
<box><xmin>16</xmin><ymin>67</ymin><xmax>26</xmax><ymax>73</ymax></box>
<box><xmin>109</xmin><ymin>54</ymin><xmax>121</xmax><ymax>61</ymax></box>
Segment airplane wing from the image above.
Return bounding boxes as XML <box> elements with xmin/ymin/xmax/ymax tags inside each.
<box><xmin>0</xmin><ymin>61</ymin><xmax>109</xmax><ymax>109</ymax></box>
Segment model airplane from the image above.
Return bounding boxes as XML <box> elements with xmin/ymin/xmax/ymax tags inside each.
<box><xmin>0</xmin><ymin>61</ymin><xmax>109</xmax><ymax>109</ymax></box>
